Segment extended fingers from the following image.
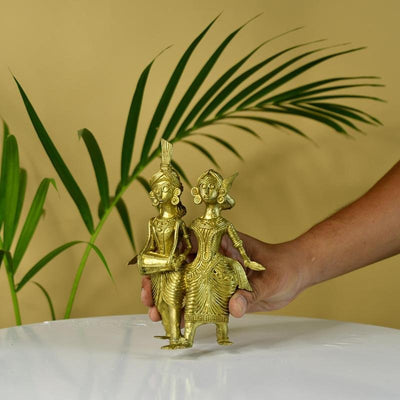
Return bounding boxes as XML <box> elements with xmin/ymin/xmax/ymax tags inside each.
<box><xmin>141</xmin><ymin>277</ymin><xmax>161</xmax><ymax>321</ymax></box>
<box><xmin>141</xmin><ymin>276</ymin><xmax>153</xmax><ymax>307</ymax></box>
<box><xmin>148</xmin><ymin>306</ymin><xmax>161</xmax><ymax>321</ymax></box>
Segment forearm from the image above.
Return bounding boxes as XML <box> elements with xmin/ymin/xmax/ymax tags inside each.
<box><xmin>228</xmin><ymin>224</ymin><xmax>251</xmax><ymax>263</ymax></box>
<box><xmin>295</xmin><ymin>160</ymin><xmax>400</xmax><ymax>288</ymax></box>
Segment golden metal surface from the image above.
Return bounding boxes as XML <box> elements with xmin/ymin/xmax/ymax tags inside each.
<box><xmin>135</xmin><ymin>141</ymin><xmax>265</xmax><ymax>349</ymax></box>
<box><xmin>137</xmin><ymin>140</ymin><xmax>191</xmax><ymax>350</ymax></box>
<box><xmin>183</xmin><ymin>169</ymin><xmax>265</xmax><ymax>348</ymax></box>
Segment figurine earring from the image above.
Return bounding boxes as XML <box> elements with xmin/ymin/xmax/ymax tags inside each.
<box><xmin>191</xmin><ymin>187</ymin><xmax>202</xmax><ymax>205</ymax></box>
<box><xmin>171</xmin><ymin>188</ymin><xmax>181</xmax><ymax>205</ymax></box>
<box><xmin>149</xmin><ymin>191</ymin><xmax>159</xmax><ymax>206</ymax></box>
<box><xmin>217</xmin><ymin>188</ymin><xmax>226</xmax><ymax>204</ymax></box>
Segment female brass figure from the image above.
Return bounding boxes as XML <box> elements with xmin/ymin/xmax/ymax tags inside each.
<box><xmin>183</xmin><ymin>169</ymin><xmax>265</xmax><ymax>347</ymax></box>
<box><xmin>137</xmin><ymin>140</ymin><xmax>191</xmax><ymax>350</ymax></box>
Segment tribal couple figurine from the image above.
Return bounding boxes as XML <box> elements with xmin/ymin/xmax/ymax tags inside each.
<box><xmin>136</xmin><ymin>140</ymin><xmax>265</xmax><ymax>349</ymax></box>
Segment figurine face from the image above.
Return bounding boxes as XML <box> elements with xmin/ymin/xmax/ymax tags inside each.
<box><xmin>199</xmin><ymin>176</ymin><xmax>219</xmax><ymax>204</ymax></box>
<box><xmin>152</xmin><ymin>181</ymin><xmax>173</xmax><ymax>204</ymax></box>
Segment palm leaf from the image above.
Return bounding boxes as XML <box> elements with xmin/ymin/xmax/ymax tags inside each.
<box><xmin>298</xmin><ymin>102</ymin><xmax>373</xmax><ymax>129</ymax></box>
<box><xmin>0</xmin><ymin>249</ymin><xmax>14</xmax><ymax>276</ymax></box>
<box><xmin>161</xmin><ymin>16</ymin><xmax>260</xmax><ymax>142</ymax></box>
<box><xmin>137</xmin><ymin>176</ymin><xmax>151</xmax><ymax>193</ymax></box>
<box><xmin>115</xmin><ymin>198</ymin><xmax>135</xmax><ymax>251</ymax></box>
<box><xmin>3</xmin><ymin>135</ymin><xmax>20</xmax><ymax>252</ymax></box>
<box><xmin>0</xmin><ymin>120</ymin><xmax>10</xmax><ymax>230</ymax></box>
<box><xmin>139</xmin><ymin>16</ymin><xmax>219</xmax><ymax>163</ymax></box>
<box><xmin>306</xmin><ymin>102</ymin><xmax>382</xmax><ymax>125</ymax></box>
<box><xmin>173</xmin><ymin>42</ymin><xmax>266</xmax><ymax>140</ymax></box>
<box><xmin>2</xmin><ymin>119</ymin><xmax>10</xmax><ymax>137</ymax></box>
<box><xmin>253</xmin><ymin>105</ymin><xmax>348</xmax><ymax>134</ymax></box>
<box><xmin>16</xmin><ymin>240</ymin><xmax>112</xmax><ymax>291</ymax></box>
<box><xmin>14</xmin><ymin>77</ymin><xmax>94</xmax><ymax>234</ymax></box>
<box><xmin>233</xmin><ymin>47</ymin><xmax>367</xmax><ymax>112</ymax></box>
<box><xmin>173</xmin><ymin>27</ymin><xmax>304</xmax><ymax>139</ymax></box>
<box><xmin>295</xmin><ymin>104</ymin><xmax>361</xmax><ymax>132</ymax></box>
<box><xmin>90</xmin><ymin>243</ymin><xmax>113</xmax><ymax>282</ymax></box>
<box><xmin>13</xmin><ymin>178</ymin><xmax>56</xmax><ymax>272</ymax></box>
<box><xmin>78</xmin><ymin>129</ymin><xmax>109</xmax><ymax>210</ymax></box>
<box><xmin>199</xmin><ymin>133</ymin><xmax>243</xmax><ymax>160</ymax></box>
<box><xmin>33</xmin><ymin>281</ymin><xmax>56</xmax><ymax>320</ymax></box>
<box><xmin>12</xmin><ymin>168</ymin><xmax>27</xmax><ymax>241</ymax></box>
<box><xmin>257</xmin><ymin>76</ymin><xmax>381</xmax><ymax>105</ymax></box>
<box><xmin>226</xmin><ymin>115</ymin><xmax>307</xmax><ymax>138</ymax></box>
<box><xmin>266</xmin><ymin>83</ymin><xmax>384</xmax><ymax>107</ymax></box>
<box><xmin>120</xmin><ymin>51</ymin><xmax>165</xmax><ymax>184</ymax></box>
<box><xmin>194</xmin><ymin>39</ymin><xmax>327</xmax><ymax>127</ymax></box>
<box><xmin>171</xmin><ymin>160</ymin><xmax>191</xmax><ymax>187</ymax></box>
<box><xmin>292</xmin><ymin>94</ymin><xmax>385</xmax><ymax>104</ymax></box>
<box><xmin>214</xmin><ymin>122</ymin><xmax>261</xmax><ymax>139</ymax></box>
<box><xmin>183</xmin><ymin>140</ymin><xmax>220</xmax><ymax>168</ymax></box>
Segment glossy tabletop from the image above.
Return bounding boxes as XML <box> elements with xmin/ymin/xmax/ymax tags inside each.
<box><xmin>1</xmin><ymin>314</ymin><xmax>399</xmax><ymax>399</ymax></box>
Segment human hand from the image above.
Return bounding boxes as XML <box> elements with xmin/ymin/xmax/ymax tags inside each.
<box><xmin>141</xmin><ymin>232</ymin><xmax>309</xmax><ymax>321</ymax></box>
<box><xmin>221</xmin><ymin>233</ymin><xmax>307</xmax><ymax>318</ymax></box>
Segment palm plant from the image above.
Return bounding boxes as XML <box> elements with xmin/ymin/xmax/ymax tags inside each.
<box><xmin>0</xmin><ymin>122</ymin><xmax>110</xmax><ymax>325</ymax></box>
<box><xmin>13</xmin><ymin>17</ymin><xmax>382</xmax><ymax>320</ymax></box>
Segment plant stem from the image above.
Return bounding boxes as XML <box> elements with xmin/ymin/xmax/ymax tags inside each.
<box><xmin>63</xmin><ymin>165</ymin><xmax>145</xmax><ymax>319</ymax></box>
<box><xmin>0</xmin><ymin>236</ymin><xmax>21</xmax><ymax>325</ymax></box>
<box><xmin>5</xmin><ymin>262</ymin><xmax>21</xmax><ymax>325</ymax></box>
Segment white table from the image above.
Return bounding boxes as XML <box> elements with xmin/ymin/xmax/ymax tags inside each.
<box><xmin>1</xmin><ymin>314</ymin><xmax>399</xmax><ymax>399</ymax></box>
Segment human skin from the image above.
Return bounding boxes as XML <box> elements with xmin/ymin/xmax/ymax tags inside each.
<box><xmin>142</xmin><ymin>160</ymin><xmax>400</xmax><ymax>320</ymax></box>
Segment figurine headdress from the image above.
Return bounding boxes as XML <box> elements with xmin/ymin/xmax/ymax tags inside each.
<box><xmin>192</xmin><ymin>169</ymin><xmax>238</xmax><ymax>210</ymax></box>
<box><xmin>149</xmin><ymin>140</ymin><xmax>186</xmax><ymax>216</ymax></box>
<box><xmin>149</xmin><ymin>140</ymin><xmax>182</xmax><ymax>189</ymax></box>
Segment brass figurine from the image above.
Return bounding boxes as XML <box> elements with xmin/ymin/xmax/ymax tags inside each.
<box><xmin>134</xmin><ymin>140</ymin><xmax>266</xmax><ymax>349</ymax></box>
<box><xmin>137</xmin><ymin>139</ymin><xmax>191</xmax><ymax>350</ymax></box>
<box><xmin>182</xmin><ymin>170</ymin><xmax>265</xmax><ymax>348</ymax></box>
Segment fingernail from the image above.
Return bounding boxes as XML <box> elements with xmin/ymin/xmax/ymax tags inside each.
<box><xmin>236</xmin><ymin>295</ymin><xmax>247</xmax><ymax>316</ymax></box>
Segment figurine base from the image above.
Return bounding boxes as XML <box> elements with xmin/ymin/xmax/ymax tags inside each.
<box><xmin>154</xmin><ymin>335</ymin><xmax>170</xmax><ymax>340</ymax></box>
<box><xmin>217</xmin><ymin>339</ymin><xmax>233</xmax><ymax>346</ymax></box>
<box><xmin>161</xmin><ymin>343</ymin><xmax>189</xmax><ymax>350</ymax></box>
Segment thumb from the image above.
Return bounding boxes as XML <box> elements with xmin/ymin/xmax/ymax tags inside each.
<box><xmin>229</xmin><ymin>289</ymin><xmax>256</xmax><ymax>318</ymax></box>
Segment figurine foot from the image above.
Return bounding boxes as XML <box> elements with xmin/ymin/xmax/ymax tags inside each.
<box><xmin>154</xmin><ymin>335</ymin><xmax>170</xmax><ymax>340</ymax></box>
<box><xmin>217</xmin><ymin>339</ymin><xmax>233</xmax><ymax>346</ymax></box>
<box><xmin>161</xmin><ymin>343</ymin><xmax>189</xmax><ymax>350</ymax></box>
<box><xmin>161</xmin><ymin>338</ymin><xmax>192</xmax><ymax>350</ymax></box>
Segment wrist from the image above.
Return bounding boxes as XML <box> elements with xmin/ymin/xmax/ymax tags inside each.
<box><xmin>290</xmin><ymin>229</ymin><xmax>328</xmax><ymax>290</ymax></box>
<box><xmin>272</xmin><ymin>238</ymin><xmax>315</xmax><ymax>294</ymax></box>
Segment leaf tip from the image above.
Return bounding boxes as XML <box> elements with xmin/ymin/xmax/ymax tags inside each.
<box><xmin>244</xmin><ymin>12</ymin><xmax>263</xmax><ymax>26</ymax></box>
<box><xmin>49</xmin><ymin>178</ymin><xmax>58</xmax><ymax>191</ymax></box>
<box><xmin>77</xmin><ymin>128</ymin><xmax>89</xmax><ymax>140</ymax></box>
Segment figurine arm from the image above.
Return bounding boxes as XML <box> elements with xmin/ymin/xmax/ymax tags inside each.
<box><xmin>169</xmin><ymin>221</ymin><xmax>191</xmax><ymax>270</ymax></box>
<box><xmin>227</xmin><ymin>224</ymin><xmax>265</xmax><ymax>271</ymax></box>
<box><xmin>180</xmin><ymin>221</ymin><xmax>192</xmax><ymax>259</ymax></box>
<box><xmin>170</xmin><ymin>221</ymin><xmax>181</xmax><ymax>263</ymax></box>
<box><xmin>140</xmin><ymin>219</ymin><xmax>155</xmax><ymax>255</ymax></box>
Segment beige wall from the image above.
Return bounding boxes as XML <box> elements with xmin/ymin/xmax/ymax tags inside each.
<box><xmin>0</xmin><ymin>0</ymin><xmax>399</xmax><ymax>329</ymax></box>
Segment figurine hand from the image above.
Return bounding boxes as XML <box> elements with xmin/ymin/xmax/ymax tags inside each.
<box><xmin>244</xmin><ymin>260</ymin><xmax>265</xmax><ymax>271</ymax></box>
<box><xmin>169</xmin><ymin>254</ymin><xmax>185</xmax><ymax>271</ymax></box>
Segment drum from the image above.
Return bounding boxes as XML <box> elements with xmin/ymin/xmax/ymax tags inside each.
<box><xmin>138</xmin><ymin>252</ymin><xmax>173</xmax><ymax>274</ymax></box>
